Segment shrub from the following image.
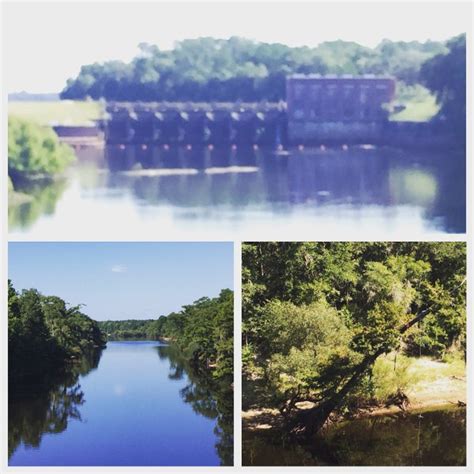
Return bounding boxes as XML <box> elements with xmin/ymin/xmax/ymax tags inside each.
<box><xmin>8</xmin><ymin>117</ymin><xmax>75</xmax><ymax>180</ymax></box>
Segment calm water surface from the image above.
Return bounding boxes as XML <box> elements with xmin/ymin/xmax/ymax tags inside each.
<box><xmin>9</xmin><ymin>341</ymin><xmax>233</xmax><ymax>466</ymax></box>
<box><xmin>9</xmin><ymin>145</ymin><xmax>465</xmax><ymax>239</ymax></box>
<box><xmin>243</xmin><ymin>407</ymin><xmax>466</xmax><ymax>466</ymax></box>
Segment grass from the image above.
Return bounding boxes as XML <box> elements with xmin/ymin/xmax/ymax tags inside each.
<box><xmin>8</xmin><ymin>100</ymin><xmax>103</xmax><ymax>126</ymax></box>
<box><xmin>390</xmin><ymin>84</ymin><xmax>440</xmax><ymax>122</ymax></box>
<box><xmin>372</xmin><ymin>351</ymin><xmax>466</xmax><ymax>409</ymax></box>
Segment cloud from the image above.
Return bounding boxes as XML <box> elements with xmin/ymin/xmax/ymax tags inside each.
<box><xmin>111</xmin><ymin>264</ymin><xmax>127</xmax><ymax>273</ymax></box>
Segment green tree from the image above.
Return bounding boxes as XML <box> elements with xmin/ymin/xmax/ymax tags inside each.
<box><xmin>420</xmin><ymin>34</ymin><xmax>466</xmax><ymax>132</ymax></box>
<box><xmin>8</xmin><ymin>117</ymin><xmax>75</xmax><ymax>182</ymax></box>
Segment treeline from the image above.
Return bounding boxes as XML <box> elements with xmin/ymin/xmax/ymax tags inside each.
<box><xmin>100</xmin><ymin>289</ymin><xmax>234</xmax><ymax>378</ymax></box>
<box><xmin>98</xmin><ymin>319</ymin><xmax>156</xmax><ymax>339</ymax></box>
<box><xmin>61</xmin><ymin>36</ymin><xmax>448</xmax><ymax>102</ymax></box>
<box><xmin>8</xmin><ymin>280</ymin><xmax>106</xmax><ymax>388</ymax></box>
<box><xmin>242</xmin><ymin>242</ymin><xmax>465</xmax><ymax>435</ymax></box>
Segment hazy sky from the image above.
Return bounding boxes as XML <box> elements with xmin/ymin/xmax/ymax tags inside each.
<box><xmin>3</xmin><ymin>1</ymin><xmax>469</xmax><ymax>93</ymax></box>
<box><xmin>9</xmin><ymin>242</ymin><xmax>234</xmax><ymax>320</ymax></box>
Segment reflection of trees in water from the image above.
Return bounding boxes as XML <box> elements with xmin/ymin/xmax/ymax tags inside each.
<box><xmin>105</xmin><ymin>145</ymin><xmax>264</xmax><ymax>209</ymax></box>
<box><xmin>104</xmin><ymin>145</ymin><xmax>465</xmax><ymax>234</ymax></box>
<box><xmin>243</xmin><ymin>408</ymin><xmax>466</xmax><ymax>466</ymax></box>
<box><xmin>156</xmin><ymin>344</ymin><xmax>233</xmax><ymax>466</ymax></box>
<box><xmin>8</xmin><ymin>178</ymin><xmax>67</xmax><ymax>230</ymax></box>
<box><xmin>423</xmin><ymin>152</ymin><xmax>465</xmax><ymax>233</ymax></box>
<box><xmin>9</xmin><ymin>146</ymin><xmax>466</xmax><ymax>233</ymax></box>
<box><xmin>8</xmin><ymin>349</ymin><xmax>103</xmax><ymax>460</ymax></box>
<box><xmin>323</xmin><ymin>408</ymin><xmax>466</xmax><ymax>466</ymax></box>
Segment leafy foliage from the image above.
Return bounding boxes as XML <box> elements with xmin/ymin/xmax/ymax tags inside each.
<box><xmin>8</xmin><ymin>281</ymin><xmax>106</xmax><ymax>387</ymax></box>
<box><xmin>99</xmin><ymin>289</ymin><xmax>234</xmax><ymax>380</ymax></box>
<box><xmin>8</xmin><ymin>117</ymin><xmax>75</xmax><ymax>181</ymax></box>
<box><xmin>61</xmin><ymin>37</ymin><xmax>447</xmax><ymax>102</ymax></box>
<box><xmin>243</xmin><ymin>243</ymin><xmax>466</xmax><ymax>413</ymax></box>
<box><xmin>420</xmin><ymin>34</ymin><xmax>466</xmax><ymax>131</ymax></box>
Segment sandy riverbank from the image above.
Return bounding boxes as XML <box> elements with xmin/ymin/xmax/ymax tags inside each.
<box><xmin>243</xmin><ymin>357</ymin><xmax>466</xmax><ymax>432</ymax></box>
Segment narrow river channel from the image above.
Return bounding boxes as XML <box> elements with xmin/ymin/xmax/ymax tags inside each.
<box><xmin>9</xmin><ymin>341</ymin><xmax>233</xmax><ymax>466</ymax></box>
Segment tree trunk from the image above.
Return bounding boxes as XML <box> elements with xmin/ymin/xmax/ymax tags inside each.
<box><xmin>293</xmin><ymin>308</ymin><xmax>432</xmax><ymax>438</ymax></box>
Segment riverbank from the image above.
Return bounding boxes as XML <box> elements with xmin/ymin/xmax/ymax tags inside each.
<box><xmin>243</xmin><ymin>356</ymin><xmax>466</xmax><ymax>433</ymax></box>
<box><xmin>243</xmin><ymin>405</ymin><xmax>466</xmax><ymax>466</ymax></box>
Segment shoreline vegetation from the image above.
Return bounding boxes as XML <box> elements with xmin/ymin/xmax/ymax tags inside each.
<box><xmin>97</xmin><ymin>289</ymin><xmax>233</xmax><ymax>380</ymax></box>
<box><xmin>7</xmin><ymin>116</ymin><xmax>76</xmax><ymax>231</ymax></box>
<box><xmin>8</xmin><ymin>284</ymin><xmax>233</xmax><ymax>392</ymax></box>
<box><xmin>243</xmin><ymin>353</ymin><xmax>466</xmax><ymax>433</ymax></box>
<box><xmin>8</xmin><ymin>280</ymin><xmax>106</xmax><ymax>393</ymax></box>
<box><xmin>8</xmin><ymin>117</ymin><xmax>75</xmax><ymax>213</ymax></box>
<box><xmin>8</xmin><ymin>117</ymin><xmax>75</xmax><ymax>182</ymax></box>
<box><xmin>242</xmin><ymin>242</ymin><xmax>466</xmax><ymax>461</ymax></box>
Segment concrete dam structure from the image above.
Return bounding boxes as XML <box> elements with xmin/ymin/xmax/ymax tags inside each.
<box><xmin>105</xmin><ymin>102</ymin><xmax>287</xmax><ymax>146</ymax></box>
<box><xmin>102</xmin><ymin>75</ymin><xmax>454</xmax><ymax>148</ymax></box>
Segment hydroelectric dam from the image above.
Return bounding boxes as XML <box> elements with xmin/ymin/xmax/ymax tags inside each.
<box><xmin>57</xmin><ymin>75</ymin><xmax>459</xmax><ymax>150</ymax></box>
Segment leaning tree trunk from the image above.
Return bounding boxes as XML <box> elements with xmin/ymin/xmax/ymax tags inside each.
<box><xmin>292</xmin><ymin>308</ymin><xmax>433</xmax><ymax>438</ymax></box>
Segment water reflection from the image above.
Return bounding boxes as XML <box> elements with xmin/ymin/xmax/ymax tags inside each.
<box><xmin>9</xmin><ymin>178</ymin><xmax>67</xmax><ymax>230</ymax></box>
<box><xmin>156</xmin><ymin>344</ymin><xmax>233</xmax><ymax>466</ymax></box>
<box><xmin>243</xmin><ymin>407</ymin><xmax>466</xmax><ymax>466</ymax></box>
<box><xmin>8</xmin><ymin>349</ymin><xmax>102</xmax><ymax>459</ymax></box>
<box><xmin>9</xmin><ymin>145</ymin><xmax>465</xmax><ymax>238</ymax></box>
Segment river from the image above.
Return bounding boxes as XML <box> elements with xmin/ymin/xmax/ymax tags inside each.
<box><xmin>9</xmin><ymin>145</ymin><xmax>465</xmax><ymax>240</ymax></box>
<box><xmin>8</xmin><ymin>341</ymin><xmax>233</xmax><ymax>466</ymax></box>
<box><xmin>243</xmin><ymin>406</ymin><xmax>466</xmax><ymax>466</ymax></box>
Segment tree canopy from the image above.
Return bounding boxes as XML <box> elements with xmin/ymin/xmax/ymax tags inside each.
<box><xmin>8</xmin><ymin>281</ymin><xmax>106</xmax><ymax>388</ymax></box>
<box><xmin>61</xmin><ymin>37</ymin><xmax>447</xmax><ymax>102</ymax></box>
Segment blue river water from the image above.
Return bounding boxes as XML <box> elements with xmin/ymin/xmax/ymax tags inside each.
<box><xmin>9</xmin><ymin>341</ymin><xmax>230</xmax><ymax>466</ymax></box>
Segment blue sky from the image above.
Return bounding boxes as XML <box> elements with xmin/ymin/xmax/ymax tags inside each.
<box><xmin>9</xmin><ymin>242</ymin><xmax>233</xmax><ymax>321</ymax></box>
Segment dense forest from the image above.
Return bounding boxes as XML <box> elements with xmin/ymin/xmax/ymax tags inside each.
<box><xmin>242</xmin><ymin>242</ymin><xmax>466</xmax><ymax>437</ymax></box>
<box><xmin>61</xmin><ymin>36</ymin><xmax>448</xmax><ymax>102</ymax></box>
<box><xmin>99</xmin><ymin>288</ymin><xmax>234</xmax><ymax>379</ymax></box>
<box><xmin>8</xmin><ymin>281</ymin><xmax>106</xmax><ymax>390</ymax></box>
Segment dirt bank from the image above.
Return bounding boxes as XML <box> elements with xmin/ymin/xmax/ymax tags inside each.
<box><xmin>243</xmin><ymin>357</ymin><xmax>466</xmax><ymax>431</ymax></box>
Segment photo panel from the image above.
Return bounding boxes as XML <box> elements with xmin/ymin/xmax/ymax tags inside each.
<box><xmin>5</xmin><ymin>1</ymin><xmax>469</xmax><ymax>241</ymax></box>
<box><xmin>7</xmin><ymin>242</ymin><xmax>234</xmax><ymax>467</ymax></box>
<box><xmin>242</xmin><ymin>241</ymin><xmax>466</xmax><ymax>467</ymax></box>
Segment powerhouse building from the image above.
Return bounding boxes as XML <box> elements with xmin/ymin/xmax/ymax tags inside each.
<box><xmin>286</xmin><ymin>74</ymin><xmax>396</xmax><ymax>143</ymax></box>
